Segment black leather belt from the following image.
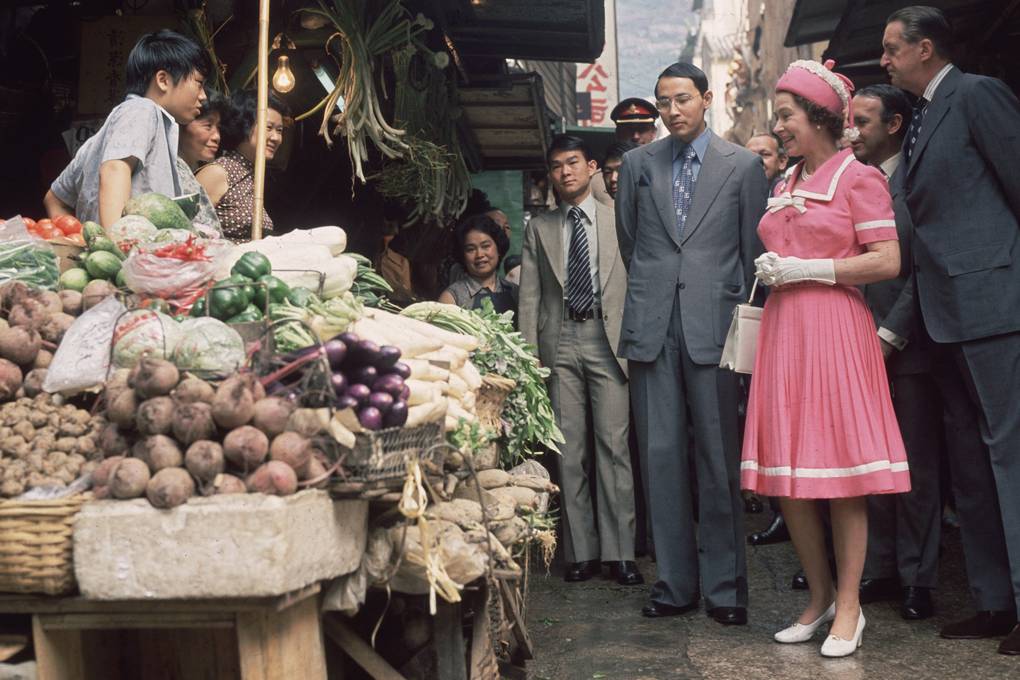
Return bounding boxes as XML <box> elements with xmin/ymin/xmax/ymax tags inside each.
<box><xmin>566</xmin><ymin>306</ymin><xmax>601</xmax><ymax>322</ymax></box>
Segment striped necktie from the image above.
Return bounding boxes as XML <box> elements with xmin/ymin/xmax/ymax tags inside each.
<box><xmin>904</xmin><ymin>96</ymin><xmax>928</xmax><ymax>163</ymax></box>
<box><xmin>565</xmin><ymin>206</ymin><xmax>594</xmax><ymax>315</ymax></box>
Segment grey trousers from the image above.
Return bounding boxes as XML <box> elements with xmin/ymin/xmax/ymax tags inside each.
<box><xmin>864</xmin><ymin>372</ymin><xmax>944</xmax><ymax>588</ymax></box>
<box><xmin>547</xmin><ymin>317</ymin><xmax>635</xmax><ymax>563</ymax></box>
<box><xmin>929</xmin><ymin>331</ymin><xmax>1020</xmax><ymax>613</ymax></box>
<box><xmin>630</xmin><ymin>294</ymin><xmax>747</xmax><ymax>609</ymax></box>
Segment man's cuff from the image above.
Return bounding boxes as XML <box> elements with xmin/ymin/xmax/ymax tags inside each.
<box><xmin>878</xmin><ymin>326</ymin><xmax>908</xmax><ymax>351</ymax></box>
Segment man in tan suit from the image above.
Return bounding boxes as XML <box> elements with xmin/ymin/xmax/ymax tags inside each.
<box><xmin>519</xmin><ymin>135</ymin><xmax>640</xmax><ymax>586</ymax></box>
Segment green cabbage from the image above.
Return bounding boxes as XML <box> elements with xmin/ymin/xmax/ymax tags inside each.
<box><xmin>171</xmin><ymin>318</ymin><xmax>246</xmax><ymax>378</ymax></box>
<box><xmin>111</xmin><ymin>309</ymin><xmax>181</xmax><ymax>368</ymax></box>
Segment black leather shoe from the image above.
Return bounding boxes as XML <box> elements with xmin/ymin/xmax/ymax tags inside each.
<box><xmin>708</xmin><ymin>607</ymin><xmax>748</xmax><ymax>626</ymax></box>
<box><xmin>791</xmin><ymin>570</ymin><xmax>808</xmax><ymax>590</ymax></box>
<box><xmin>859</xmin><ymin>577</ymin><xmax>900</xmax><ymax>603</ymax></box>
<box><xmin>564</xmin><ymin>560</ymin><xmax>600</xmax><ymax>582</ymax></box>
<box><xmin>941</xmin><ymin>611</ymin><xmax>1018</xmax><ymax>639</ymax></box>
<box><xmin>748</xmin><ymin>513</ymin><xmax>790</xmax><ymax>546</ymax></box>
<box><xmin>641</xmin><ymin>601</ymin><xmax>698</xmax><ymax>618</ymax></box>
<box><xmin>999</xmin><ymin>624</ymin><xmax>1020</xmax><ymax>655</ymax></box>
<box><xmin>743</xmin><ymin>494</ymin><xmax>764</xmax><ymax>514</ymax></box>
<box><xmin>606</xmin><ymin>561</ymin><xmax>644</xmax><ymax>586</ymax></box>
<box><xmin>900</xmin><ymin>586</ymin><xmax>934</xmax><ymax>620</ymax></box>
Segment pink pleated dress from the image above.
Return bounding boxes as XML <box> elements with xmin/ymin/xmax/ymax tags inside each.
<box><xmin>740</xmin><ymin>148</ymin><xmax>911</xmax><ymax>499</ymax></box>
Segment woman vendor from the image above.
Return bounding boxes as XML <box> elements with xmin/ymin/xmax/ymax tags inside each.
<box><xmin>438</xmin><ymin>213</ymin><xmax>518</xmax><ymax>315</ymax></box>
<box><xmin>197</xmin><ymin>90</ymin><xmax>289</xmax><ymax>242</ymax></box>
<box><xmin>176</xmin><ymin>89</ymin><xmax>230</xmax><ymax>234</ymax></box>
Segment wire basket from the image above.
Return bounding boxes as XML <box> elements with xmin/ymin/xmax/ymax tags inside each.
<box><xmin>0</xmin><ymin>493</ymin><xmax>90</xmax><ymax>595</ymax></box>
<box><xmin>339</xmin><ymin>421</ymin><xmax>444</xmax><ymax>484</ymax></box>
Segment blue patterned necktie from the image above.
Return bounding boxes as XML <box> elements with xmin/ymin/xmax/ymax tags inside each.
<box><xmin>904</xmin><ymin>96</ymin><xmax>928</xmax><ymax>163</ymax></box>
<box><xmin>673</xmin><ymin>144</ymin><xmax>697</xmax><ymax>238</ymax></box>
<box><xmin>565</xmin><ymin>206</ymin><xmax>594</xmax><ymax>315</ymax></box>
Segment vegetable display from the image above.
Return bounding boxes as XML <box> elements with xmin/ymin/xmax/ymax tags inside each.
<box><xmin>0</xmin><ymin>239</ymin><xmax>60</xmax><ymax>290</ymax></box>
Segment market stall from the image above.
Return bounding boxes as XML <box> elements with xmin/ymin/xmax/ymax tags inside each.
<box><xmin>0</xmin><ymin>203</ymin><xmax>560</xmax><ymax>679</ymax></box>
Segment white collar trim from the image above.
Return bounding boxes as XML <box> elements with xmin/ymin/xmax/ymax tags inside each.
<box><xmin>791</xmin><ymin>153</ymin><xmax>855</xmax><ymax>202</ymax></box>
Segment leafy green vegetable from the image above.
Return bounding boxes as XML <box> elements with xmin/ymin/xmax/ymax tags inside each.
<box><xmin>0</xmin><ymin>240</ymin><xmax>60</xmax><ymax>290</ymax></box>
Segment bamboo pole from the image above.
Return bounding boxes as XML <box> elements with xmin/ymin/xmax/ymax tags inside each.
<box><xmin>251</xmin><ymin>0</ymin><xmax>271</xmax><ymax>240</ymax></box>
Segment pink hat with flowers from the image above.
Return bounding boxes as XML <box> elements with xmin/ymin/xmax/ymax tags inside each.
<box><xmin>776</xmin><ymin>59</ymin><xmax>858</xmax><ymax>140</ymax></box>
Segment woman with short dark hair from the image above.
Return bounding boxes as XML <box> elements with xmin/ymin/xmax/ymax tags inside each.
<box><xmin>438</xmin><ymin>213</ymin><xmax>518</xmax><ymax>315</ymax></box>
<box><xmin>176</xmin><ymin>89</ymin><xmax>231</xmax><ymax>233</ymax></box>
<box><xmin>197</xmin><ymin>90</ymin><xmax>290</xmax><ymax>242</ymax></box>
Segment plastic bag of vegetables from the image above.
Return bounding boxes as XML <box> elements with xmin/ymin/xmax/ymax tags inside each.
<box><xmin>111</xmin><ymin>309</ymin><xmax>182</xmax><ymax>368</ymax></box>
<box><xmin>0</xmin><ymin>216</ymin><xmax>60</xmax><ymax>290</ymax></box>
<box><xmin>43</xmin><ymin>295</ymin><xmax>127</xmax><ymax>394</ymax></box>
<box><xmin>171</xmin><ymin>317</ymin><xmax>246</xmax><ymax>378</ymax></box>
<box><xmin>120</xmin><ymin>237</ymin><xmax>230</xmax><ymax>297</ymax></box>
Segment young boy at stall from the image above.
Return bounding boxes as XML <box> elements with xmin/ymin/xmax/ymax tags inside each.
<box><xmin>43</xmin><ymin>30</ymin><xmax>210</xmax><ymax>229</ymax></box>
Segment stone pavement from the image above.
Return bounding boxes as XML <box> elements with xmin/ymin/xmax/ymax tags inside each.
<box><xmin>525</xmin><ymin>512</ymin><xmax>1018</xmax><ymax>680</ymax></box>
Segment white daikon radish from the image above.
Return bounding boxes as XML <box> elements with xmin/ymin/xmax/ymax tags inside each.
<box><xmin>406</xmin><ymin>379</ymin><xmax>442</xmax><ymax>406</ymax></box>
<box><xmin>404</xmin><ymin>359</ymin><xmax>450</xmax><ymax>382</ymax></box>
<box><xmin>407</xmin><ymin>398</ymin><xmax>448</xmax><ymax>427</ymax></box>
<box><xmin>351</xmin><ymin>317</ymin><xmax>442</xmax><ymax>357</ymax></box>
<box><xmin>456</xmin><ymin>360</ymin><xmax>483</xmax><ymax>391</ymax></box>
<box><xmin>370</xmin><ymin>308</ymin><xmax>478</xmax><ymax>351</ymax></box>
<box><xmin>419</xmin><ymin>348</ymin><xmax>467</xmax><ymax>370</ymax></box>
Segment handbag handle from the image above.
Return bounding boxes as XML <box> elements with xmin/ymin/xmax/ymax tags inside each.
<box><xmin>747</xmin><ymin>278</ymin><xmax>759</xmax><ymax>305</ymax></box>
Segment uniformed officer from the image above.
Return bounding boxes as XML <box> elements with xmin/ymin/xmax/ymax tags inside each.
<box><xmin>610</xmin><ymin>98</ymin><xmax>660</xmax><ymax>145</ymax></box>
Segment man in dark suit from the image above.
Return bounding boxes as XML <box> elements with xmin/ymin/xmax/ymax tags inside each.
<box><xmin>882</xmin><ymin>6</ymin><xmax>1020</xmax><ymax>654</ymax></box>
<box><xmin>852</xmin><ymin>83</ymin><xmax>955</xmax><ymax>621</ymax></box>
<box><xmin>615</xmin><ymin>62</ymin><xmax>768</xmax><ymax>625</ymax></box>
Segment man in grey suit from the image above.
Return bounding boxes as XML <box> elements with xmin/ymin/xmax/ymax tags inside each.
<box><xmin>519</xmin><ymin>135</ymin><xmax>641</xmax><ymax>586</ymax></box>
<box><xmin>852</xmin><ymin>83</ymin><xmax>960</xmax><ymax>621</ymax></box>
<box><xmin>882</xmin><ymin>6</ymin><xmax>1020</xmax><ymax>654</ymax></box>
<box><xmin>615</xmin><ymin>62</ymin><xmax>767</xmax><ymax>624</ymax></box>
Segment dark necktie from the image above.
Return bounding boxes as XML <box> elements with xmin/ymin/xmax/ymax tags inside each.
<box><xmin>565</xmin><ymin>206</ymin><xmax>594</xmax><ymax>315</ymax></box>
<box><xmin>904</xmin><ymin>96</ymin><xmax>928</xmax><ymax>163</ymax></box>
<box><xmin>673</xmin><ymin>144</ymin><xmax>698</xmax><ymax>238</ymax></box>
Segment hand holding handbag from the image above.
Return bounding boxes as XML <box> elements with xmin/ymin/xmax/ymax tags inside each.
<box><xmin>719</xmin><ymin>279</ymin><xmax>762</xmax><ymax>374</ymax></box>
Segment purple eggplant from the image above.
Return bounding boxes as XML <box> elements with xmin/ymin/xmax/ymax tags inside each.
<box><xmin>386</xmin><ymin>361</ymin><xmax>412</xmax><ymax>380</ymax></box>
<box><xmin>323</xmin><ymin>339</ymin><xmax>348</xmax><ymax>369</ymax></box>
<box><xmin>338</xmin><ymin>332</ymin><xmax>360</xmax><ymax>347</ymax></box>
<box><xmin>329</xmin><ymin>372</ymin><xmax>348</xmax><ymax>397</ymax></box>
<box><xmin>345</xmin><ymin>383</ymin><xmax>371</xmax><ymax>405</ymax></box>
<box><xmin>345</xmin><ymin>339</ymin><xmax>381</xmax><ymax>367</ymax></box>
<box><xmin>384</xmin><ymin>400</ymin><xmax>408</xmax><ymax>428</ymax></box>
<box><xmin>368</xmin><ymin>391</ymin><xmax>394</xmax><ymax>413</ymax></box>
<box><xmin>375</xmin><ymin>345</ymin><xmax>401</xmax><ymax>369</ymax></box>
<box><xmin>372</xmin><ymin>373</ymin><xmax>405</xmax><ymax>398</ymax></box>
<box><xmin>399</xmin><ymin>384</ymin><xmax>410</xmax><ymax>401</ymax></box>
<box><xmin>358</xmin><ymin>406</ymin><xmax>383</xmax><ymax>431</ymax></box>
<box><xmin>350</xmin><ymin>365</ymin><xmax>378</xmax><ymax>387</ymax></box>
<box><xmin>337</xmin><ymin>394</ymin><xmax>359</xmax><ymax>410</ymax></box>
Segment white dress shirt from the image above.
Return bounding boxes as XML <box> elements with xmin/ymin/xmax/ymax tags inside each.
<box><xmin>923</xmin><ymin>63</ymin><xmax>955</xmax><ymax>103</ymax></box>
<box><xmin>561</xmin><ymin>193</ymin><xmax>601</xmax><ymax>304</ymax></box>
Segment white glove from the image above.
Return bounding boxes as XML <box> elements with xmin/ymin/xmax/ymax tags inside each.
<box><xmin>754</xmin><ymin>252</ymin><xmax>836</xmax><ymax>287</ymax></box>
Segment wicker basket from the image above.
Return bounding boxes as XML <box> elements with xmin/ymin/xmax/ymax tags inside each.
<box><xmin>341</xmin><ymin>421</ymin><xmax>444</xmax><ymax>484</ymax></box>
<box><xmin>475</xmin><ymin>375</ymin><xmax>515</xmax><ymax>432</ymax></box>
<box><xmin>0</xmin><ymin>493</ymin><xmax>90</xmax><ymax>595</ymax></box>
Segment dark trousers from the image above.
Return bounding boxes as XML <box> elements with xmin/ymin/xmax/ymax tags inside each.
<box><xmin>928</xmin><ymin>330</ymin><xmax>1020</xmax><ymax>613</ymax></box>
<box><xmin>864</xmin><ymin>372</ymin><xmax>944</xmax><ymax>588</ymax></box>
<box><xmin>629</xmin><ymin>294</ymin><xmax>747</xmax><ymax>609</ymax></box>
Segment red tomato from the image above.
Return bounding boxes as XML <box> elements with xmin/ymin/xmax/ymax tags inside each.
<box><xmin>54</xmin><ymin>214</ymin><xmax>82</xmax><ymax>235</ymax></box>
<box><xmin>22</xmin><ymin>218</ymin><xmax>36</xmax><ymax>230</ymax></box>
<box><xmin>36</xmin><ymin>219</ymin><xmax>54</xmax><ymax>231</ymax></box>
<box><xmin>67</xmin><ymin>233</ymin><xmax>87</xmax><ymax>246</ymax></box>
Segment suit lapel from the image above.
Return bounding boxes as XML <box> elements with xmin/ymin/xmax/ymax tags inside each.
<box><xmin>681</xmin><ymin>136</ymin><xmax>734</xmax><ymax>245</ymax></box>
<box><xmin>648</xmin><ymin>141</ymin><xmax>683</xmax><ymax>248</ymax></box>
<box><xmin>535</xmin><ymin>210</ymin><xmax>565</xmax><ymax>288</ymax></box>
<box><xmin>907</xmin><ymin>67</ymin><xmax>959</xmax><ymax>176</ymax></box>
<box><xmin>595</xmin><ymin>201</ymin><xmax>617</xmax><ymax>291</ymax></box>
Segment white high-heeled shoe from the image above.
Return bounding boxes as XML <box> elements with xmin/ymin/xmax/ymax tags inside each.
<box><xmin>820</xmin><ymin>608</ymin><xmax>866</xmax><ymax>657</ymax></box>
<box><xmin>774</xmin><ymin>603</ymin><xmax>836</xmax><ymax>643</ymax></box>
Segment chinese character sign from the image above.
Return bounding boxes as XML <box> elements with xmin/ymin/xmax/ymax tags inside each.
<box><xmin>79</xmin><ymin>16</ymin><xmax>172</xmax><ymax>115</ymax></box>
<box><xmin>576</xmin><ymin>0</ymin><xmax>619</xmax><ymax>128</ymax></box>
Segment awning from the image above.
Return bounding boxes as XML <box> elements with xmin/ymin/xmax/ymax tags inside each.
<box><xmin>458</xmin><ymin>74</ymin><xmax>552</xmax><ymax>170</ymax></box>
<box><xmin>432</xmin><ymin>0</ymin><xmax>605</xmax><ymax>63</ymax></box>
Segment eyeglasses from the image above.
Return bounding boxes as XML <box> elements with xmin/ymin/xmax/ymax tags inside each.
<box><xmin>655</xmin><ymin>94</ymin><xmax>698</xmax><ymax>111</ymax></box>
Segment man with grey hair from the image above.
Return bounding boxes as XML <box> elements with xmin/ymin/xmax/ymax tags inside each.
<box><xmin>882</xmin><ymin>5</ymin><xmax>1020</xmax><ymax>654</ymax></box>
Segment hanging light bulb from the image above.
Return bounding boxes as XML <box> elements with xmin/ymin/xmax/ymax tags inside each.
<box><xmin>272</xmin><ymin>55</ymin><xmax>295</xmax><ymax>93</ymax></box>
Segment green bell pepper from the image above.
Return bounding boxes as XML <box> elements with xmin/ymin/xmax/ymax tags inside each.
<box><xmin>253</xmin><ymin>275</ymin><xmax>290</xmax><ymax>310</ymax></box>
<box><xmin>190</xmin><ymin>296</ymin><xmax>207</xmax><ymax>317</ymax></box>
<box><xmin>227</xmin><ymin>304</ymin><xmax>264</xmax><ymax>323</ymax></box>
<box><xmin>226</xmin><ymin>274</ymin><xmax>255</xmax><ymax>306</ymax></box>
<box><xmin>208</xmin><ymin>284</ymin><xmax>247</xmax><ymax>320</ymax></box>
<box><xmin>287</xmin><ymin>286</ymin><xmax>320</xmax><ymax>307</ymax></box>
<box><xmin>230</xmin><ymin>252</ymin><xmax>272</xmax><ymax>281</ymax></box>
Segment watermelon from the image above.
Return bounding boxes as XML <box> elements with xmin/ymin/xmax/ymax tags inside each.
<box><xmin>84</xmin><ymin>251</ymin><xmax>122</xmax><ymax>280</ymax></box>
<box><xmin>59</xmin><ymin>268</ymin><xmax>90</xmax><ymax>292</ymax></box>
<box><xmin>124</xmin><ymin>193</ymin><xmax>193</xmax><ymax>231</ymax></box>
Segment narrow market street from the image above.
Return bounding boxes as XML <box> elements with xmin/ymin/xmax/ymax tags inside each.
<box><xmin>525</xmin><ymin>513</ymin><xmax>1018</xmax><ymax>680</ymax></box>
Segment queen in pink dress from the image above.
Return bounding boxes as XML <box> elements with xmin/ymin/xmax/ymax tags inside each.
<box><xmin>741</xmin><ymin>60</ymin><xmax>909</xmax><ymax>657</ymax></box>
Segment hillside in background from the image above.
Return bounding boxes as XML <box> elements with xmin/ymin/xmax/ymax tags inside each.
<box><xmin>616</xmin><ymin>0</ymin><xmax>698</xmax><ymax>99</ymax></box>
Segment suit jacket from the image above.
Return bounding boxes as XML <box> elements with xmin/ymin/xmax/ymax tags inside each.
<box><xmin>518</xmin><ymin>199</ymin><xmax>628</xmax><ymax>375</ymax></box>
<box><xmin>903</xmin><ymin>66</ymin><xmax>1020</xmax><ymax>343</ymax></box>
<box><xmin>862</xmin><ymin>166</ymin><xmax>930</xmax><ymax>376</ymax></box>
<box><xmin>615</xmin><ymin>132</ymin><xmax>768</xmax><ymax>364</ymax></box>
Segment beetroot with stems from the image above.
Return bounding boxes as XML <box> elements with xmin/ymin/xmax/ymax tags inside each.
<box><xmin>132</xmin><ymin>435</ymin><xmax>183</xmax><ymax>473</ymax></box>
<box><xmin>222</xmin><ymin>425</ymin><xmax>269</xmax><ymax>472</ymax></box>
<box><xmin>173</xmin><ymin>402</ymin><xmax>217</xmax><ymax>445</ymax></box>
<box><xmin>110</xmin><ymin>458</ymin><xmax>150</xmax><ymax>499</ymax></box>
<box><xmin>129</xmin><ymin>357</ymin><xmax>180</xmax><ymax>399</ymax></box>
<box><xmin>0</xmin><ymin>326</ymin><xmax>40</xmax><ymax>366</ymax></box>
<box><xmin>246</xmin><ymin>461</ymin><xmax>298</xmax><ymax>496</ymax></box>
<box><xmin>146</xmin><ymin>468</ymin><xmax>195</xmax><ymax>508</ymax></box>
<box><xmin>211</xmin><ymin>375</ymin><xmax>256</xmax><ymax>429</ymax></box>
<box><xmin>269</xmin><ymin>432</ymin><xmax>311</xmax><ymax>477</ymax></box>
<box><xmin>212</xmin><ymin>473</ymin><xmax>246</xmax><ymax>494</ymax></box>
<box><xmin>136</xmin><ymin>396</ymin><xmax>175</xmax><ymax>436</ymax></box>
<box><xmin>0</xmin><ymin>360</ymin><xmax>25</xmax><ymax>400</ymax></box>
<box><xmin>252</xmin><ymin>397</ymin><xmax>296</xmax><ymax>438</ymax></box>
<box><xmin>185</xmin><ymin>440</ymin><xmax>225</xmax><ymax>484</ymax></box>
<box><xmin>107</xmin><ymin>389</ymin><xmax>139</xmax><ymax>428</ymax></box>
<box><xmin>172</xmin><ymin>376</ymin><xmax>215</xmax><ymax>404</ymax></box>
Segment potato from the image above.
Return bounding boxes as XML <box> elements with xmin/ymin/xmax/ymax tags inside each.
<box><xmin>136</xmin><ymin>396</ymin><xmax>175</xmax><ymax>436</ymax></box>
<box><xmin>146</xmin><ymin>467</ymin><xmax>195</xmax><ymax>509</ymax></box>
<box><xmin>110</xmin><ymin>458</ymin><xmax>150</xmax><ymax>499</ymax></box>
<box><xmin>184</xmin><ymin>440</ymin><xmax>225</xmax><ymax>484</ymax></box>
<box><xmin>222</xmin><ymin>425</ymin><xmax>269</xmax><ymax>472</ymax></box>
<box><xmin>132</xmin><ymin>435</ymin><xmax>182</xmax><ymax>473</ymax></box>
<box><xmin>246</xmin><ymin>461</ymin><xmax>297</xmax><ymax>496</ymax></box>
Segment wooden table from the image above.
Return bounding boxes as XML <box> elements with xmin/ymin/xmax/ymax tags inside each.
<box><xmin>0</xmin><ymin>585</ymin><xmax>327</xmax><ymax>680</ymax></box>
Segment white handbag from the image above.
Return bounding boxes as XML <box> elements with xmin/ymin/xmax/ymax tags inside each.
<box><xmin>719</xmin><ymin>279</ymin><xmax>762</xmax><ymax>375</ymax></box>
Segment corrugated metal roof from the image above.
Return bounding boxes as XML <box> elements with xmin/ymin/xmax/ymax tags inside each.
<box><xmin>459</xmin><ymin>74</ymin><xmax>552</xmax><ymax>170</ymax></box>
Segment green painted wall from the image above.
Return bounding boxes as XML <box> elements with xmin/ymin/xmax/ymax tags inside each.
<box><xmin>470</xmin><ymin>171</ymin><xmax>524</xmax><ymax>258</ymax></box>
